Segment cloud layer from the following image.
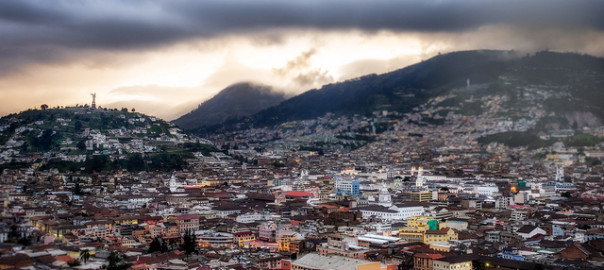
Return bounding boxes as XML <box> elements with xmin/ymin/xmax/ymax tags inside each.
<box><xmin>1</xmin><ymin>0</ymin><xmax>603</xmax><ymax>73</ymax></box>
<box><xmin>1</xmin><ymin>0</ymin><xmax>603</xmax><ymax>120</ymax></box>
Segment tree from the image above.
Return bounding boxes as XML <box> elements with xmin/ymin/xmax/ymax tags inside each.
<box><xmin>148</xmin><ymin>237</ymin><xmax>162</xmax><ymax>253</ymax></box>
<box><xmin>180</xmin><ymin>230</ymin><xmax>196</xmax><ymax>260</ymax></box>
<box><xmin>80</xmin><ymin>249</ymin><xmax>91</xmax><ymax>264</ymax></box>
<box><xmin>126</xmin><ymin>154</ymin><xmax>145</xmax><ymax>172</ymax></box>
<box><xmin>41</xmin><ymin>104</ymin><xmax>49</xmax><ymax>110</ymax></box>
<box><xmin>77</xmin><ymin>139</ymin><xmax>87</xmax><ymax>151</ymax></box>
<box><xmin>107</xmin><ymin>251</ymin><xmax>119</xmax><ymax>269</ymax></box>
<box><xmin>17</xmin><ymin>236</ymin><xmax>32</xmax><ymax>246</ymax></box>
<box><xmin>74</xmin><ymin>182</ymin><xmax>82</xmax><ymax>196</ymax></box>
<box><xmin>9</xmin><ymin>225</ymin><xmax>19</xmax><ymax>240</ymax></box>
<box><xmin>32</xmin><ymin>129</ymin><xmax>55</xmax><ymax>150</ymax></box>
<box><xmin>74</xmin><ymin>120</ymin><xmax>83</xmax><ymax>132</ymax></box>
<box><xmin>161</xmin><ymin>240</ymin><xmax>169</xmax><ymax>253</ymax></box>
<box><xmin>68</xmin><ymin>259</ymin><xmax>81</xmax><ymax>267</ymax></box>
<box><xmin>106</xmin><ymin>251</ymin><xmax>131</xmax><ymax>270</ymax></box>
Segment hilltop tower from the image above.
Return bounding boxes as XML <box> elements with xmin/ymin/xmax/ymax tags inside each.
<box><xmin>91</xmin><ymin>93</ymin><xmax>97</xmax><ymax>109</ymax></box>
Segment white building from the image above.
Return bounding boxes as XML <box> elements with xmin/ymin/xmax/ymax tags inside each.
<box><xmin>516</xmin><ymin>225</ymin><xmax>546</xmax><ymax>240</ymax></box>
<box><xmin>358</xmin><ymin>202</ymin><xmax>424</xmax><ymax>221</ymax></box>
<box><xmin>474</xmin><ymin>185</ymin><xmax>499</xmax><ymax>196</ymax></box>
<box><xmin>236</xmin><ymin>212</ymin><xmax>275</xmax><ymax>224</ymax></box>
<box><xmin>495</xmin><ymin>196</ymin><xmax>514</xmax><ymax>209</ymax></box>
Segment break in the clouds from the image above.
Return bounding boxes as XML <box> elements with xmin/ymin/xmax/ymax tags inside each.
<box><xmin>1</xmin><ymin>0</ymin><xmax>604</xmax><ymax>120</ymax></box>
<box><xmin>1</xmin><ymin>0</ymin><xmax>604</xmax><ymax>73</ymax></box>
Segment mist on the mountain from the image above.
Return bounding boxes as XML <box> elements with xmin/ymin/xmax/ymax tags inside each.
<box><xmin>173</xmin><ymin>82</ymin><xmax>289</xmax><ymax>130</ymax></box>
<box><xmin>191</xmin><ymin>50</ymin><xmax>604</xmax><ymax>135</ymax></box>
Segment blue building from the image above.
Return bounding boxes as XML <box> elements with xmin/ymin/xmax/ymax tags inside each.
<box><xmin>334</xmin><ymin>178</ymin><xmax>360</xmax><ymax>196</ymax></box>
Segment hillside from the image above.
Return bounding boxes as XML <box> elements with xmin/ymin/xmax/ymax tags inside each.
<box><xmin>173</xmin><ymin>82</ymin><xmax>287</xmax><ymax>130</ymax></box>
<box><xmin>0</xmin><ymin>107</ymin><xmax>219</xmax><ymax>172</ymax></box>
<box><xmin>201</xmin><ymin>50</ymin><xmax>604</xmax><ymax>135</ymax></box>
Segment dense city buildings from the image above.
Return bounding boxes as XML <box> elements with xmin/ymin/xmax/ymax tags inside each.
<box><xmin>1</xmin><ymin>93</ymin><xmax>604</xmax><ymax>270</ymax></box>
<box><xmin>2</xmin><ymin>51</ymin><xmax>604</xmax><ymax>269</ymax></box>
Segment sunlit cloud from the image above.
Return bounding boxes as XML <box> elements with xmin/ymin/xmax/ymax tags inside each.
<box><xmin>1</xmin><ymin>0</ymin><xmax>603</xmax><ymax>120</ymax></box>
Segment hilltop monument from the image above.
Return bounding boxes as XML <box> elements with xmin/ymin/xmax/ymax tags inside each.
<box><xmin>91</xmin><ymin>93</ymin><xmax>96</xmax><ymax>109</ymax></box>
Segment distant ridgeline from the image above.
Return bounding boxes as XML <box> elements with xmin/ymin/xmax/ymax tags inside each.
<box><xmin>0</xmin><ymin>107</ymin><xmax>219</xmax><ymax>172</ymax></box>
<box><xmin>173</xmin><ymin>82</ymin><xmax>287</xmax><ymax>133</ymax></box>
<box><xmin>181</xmin><ymin>50</ymin><xmax>604</xmax><ymax>142</ymax></box>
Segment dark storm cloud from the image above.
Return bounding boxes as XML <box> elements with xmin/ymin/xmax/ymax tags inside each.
<box><xmin>0</xmin><ymin>0</ymin><xmax>603</xmax><ymax>74</ymax></box>
<box><xmin>170</xmin><ymin>0</ymin><xmax>604</xmax><ymax>34</ymax></box>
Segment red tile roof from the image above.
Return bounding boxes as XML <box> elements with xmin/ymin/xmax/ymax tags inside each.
<box><xmin>233</xmin><ymin>231</ymin><xmax>254</xmax><ymax>236</ymax></box>
<box><xmin>285</xmin><ymin>191</ymin><xmax>313</xmax><ymax>197</ymax></box>
<box><xmin>177</xmin><ymin>215</ymin><xmax>199</xmax><ymax>220</ymax></box>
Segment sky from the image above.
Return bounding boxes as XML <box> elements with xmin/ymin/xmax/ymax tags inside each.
<box><xmin>1</xmin><ymin>0</ymin><xmax>604</xmax><ymax>120</ymax></box>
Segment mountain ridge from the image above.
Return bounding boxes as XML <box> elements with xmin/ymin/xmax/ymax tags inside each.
<box><xmin>194</xmin><ymin>49</ymin><xmax>604</xmax><ymax>134</ymax></box>
<box><xmin>172</xmin><ymin>82</ymin><xmax>288</xmax><ymax>130</ymax></box>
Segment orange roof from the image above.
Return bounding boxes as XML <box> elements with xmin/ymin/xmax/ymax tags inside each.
<box><xmin>54</xmin><ymin>255</ymin><xmax>74</xmax><ymax>263</ymax></box>
<box><xmin>415</xmin><ymin>253</ymin><xmax>444</xmax><ymax>260</ymax></box>
<box><xmin>131</xmin><ymin>263</ymin><xmax>153</xmax><ymax>269</ymax></box>
<box><xmin>428</xmin><ymin>254</ymin><xmax>444</xmax><ymax>259</ymax></box>
<box><xmin>290</xmin><ymin>220</ymin><xmax>302</xmax><ymax>226</ymax></box>
<box><xmin>425</xmin><ymin>228</ymin><xmax>452</xmax><ymax>235</ymax></box>
<box><xmin>233</xmin><ymin>231</ymin><xmax>254</xmax><ymax>236</ymax></box>
<box><xmin>285</xmin><ymin>191</ymin><xmax>313</xmax><ymax>197</ymax></box>
<box><xmin>317</xmin><ymin>205</ymin><xmax>338</xmax><ymax>209</ymax></box>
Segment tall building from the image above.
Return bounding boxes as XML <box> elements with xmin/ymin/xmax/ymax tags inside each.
<box><xmin>411</xmin><ymin>191</ymin><xmax>433</xmax><ymax>202</ymax></box>
<box><xmin>335</xmin><ymin>177</ymin><xmax>360</xmax><ymax>196</ymax></box>
<box><xmin>555</xmin><ymin>165</ymin><xmax>564</xmax><ymax>182</ymax></box>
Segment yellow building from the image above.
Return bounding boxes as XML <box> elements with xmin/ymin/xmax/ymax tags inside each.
<box><xmin>411</xmin><ymin>191</ymin><xmax>433</xmax><ymax>202</ymax></box>
<box><xmin>423</xmin><ymin>228</ymin><xmax>457</xmax><ymax>245</ymax></box>
<box><xmin>406</xmin><ymin>216</ymin><xmax>437</xmax><ymax>230</ymax></box>
<box><xmin>197</xmin><ymin>179</ymin><xmax>220</xmax><ymax>187</ymax></box>
<box><xmin>399</xmin><ymin>218</ymin><xmax>456</xmax><ymax>245</ymax></box>
<box><xmin>429</xmin><ymin>242</ymin><xmax>452</xmax><ymax>252</ymax></box>
<box><xmin>278</xmin><ymin>232</ymin><xmax>298</xmax><ymax>252</ymax></box>
<box><xmin>233</xmin><ymin>231</ymin><xmax>256</xmax><ymax>247</ymax></box>
<box><xmin>121</xmin><ymin>237</ymin><xmax>136</xmax><ymax>248</ymax></box>
<box><xmin>33</xmin><ymin>219</ymin><xmax>82</xmax><ymax>240</ymax></box>
<box><xmin>432</xmin><ymin>255</ymin><xmax>473</xmax><ymax>270</ymax></box>
<box><xmin>398</xmin><ymin>227</ymin><xmax>425</xmax><ymax>242</ymax></box>
<box><xmin>113</xmin><ymin>216</ymin><xmax>138</xmax><ymax>226</ymax></box>
<box><xmin>67</xmin><ymin>248</ymin><xmax>96</xmax><ymax>260</ymax></box>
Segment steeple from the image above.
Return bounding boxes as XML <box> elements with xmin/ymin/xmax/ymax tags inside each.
<box><xmin>413</xmin><ymin>166</ymin><xmax>424</xmax><ymax>187</ymax></box>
